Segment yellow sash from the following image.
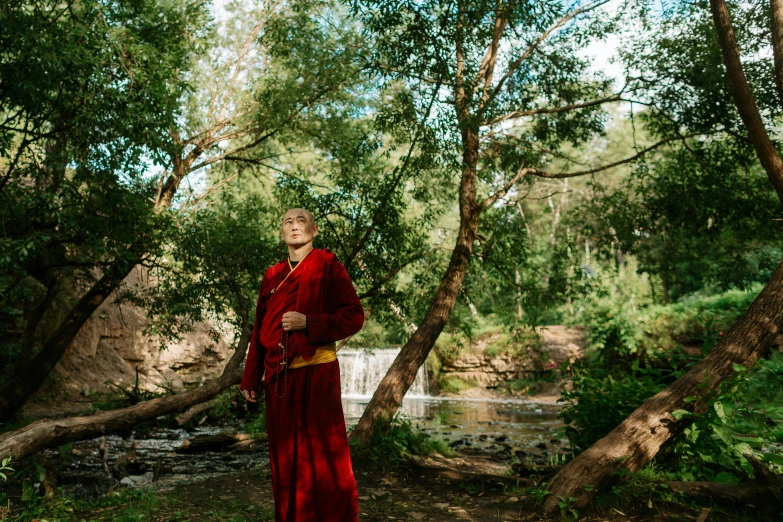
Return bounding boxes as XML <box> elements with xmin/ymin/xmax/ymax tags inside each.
<box><xmin>288</xmin><ymin>343</ymin><xmax>337</xmax><ymax>369</ymax></box>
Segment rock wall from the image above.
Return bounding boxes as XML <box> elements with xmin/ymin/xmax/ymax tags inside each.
<box><xmin>438</xmin><ymin>326</ymin><xmax>585</xmax><ymax>388</ymax></box>
<box><xmin>38</xmin><ymin>267</ymin><xmax>235</xmax><ymax>399</ymax></box>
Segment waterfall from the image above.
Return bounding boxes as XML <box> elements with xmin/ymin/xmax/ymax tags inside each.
<box><xmin>338</xmin><ymin>347</ymin><xmax>429</xmax><ymax>398</ymax></box>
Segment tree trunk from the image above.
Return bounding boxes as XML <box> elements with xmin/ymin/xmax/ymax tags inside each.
<box><xmin>710</xmin><ymin>0</ymin><xmax>783</xmax><ymax>198</ymax></box>
<box><xmin>0</xmin><ymin>317</ymin><xmax>251</xmax><ymax>462</ymax></box>
<box><xmin>542</xmin><ymin>256</ymin><xmax>783</xmax><ymax>513</ymax></box>
<box><xmin>770</xmin><ymin>0</ymin><xmax>783</xmax><ymax>108</ymax></box>
<box><xmin>349</xmin><ymin>127</ymin><xmax>482</xmax><ymax>444</ymax></box>
<box><xmin>0</xmin><ymin>261</ymin><xmax>135</xmax><ymax>422</ymax></box>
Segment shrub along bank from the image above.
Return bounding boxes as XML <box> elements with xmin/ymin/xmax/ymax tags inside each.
<box><xmin>560</xmin><ymin>271</ymin><xmax>783</xmax><ymax>487</ymax></box>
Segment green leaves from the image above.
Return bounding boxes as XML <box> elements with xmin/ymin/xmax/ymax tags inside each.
<box><xmin>668</xmin><ymin>353</ymin><xmax>783</xmax><ymax>483</ymax></box>
<box><xmin>0</xmin><ymin>456</ymin><xmax>12</xmax><ymax>482</ymax></box>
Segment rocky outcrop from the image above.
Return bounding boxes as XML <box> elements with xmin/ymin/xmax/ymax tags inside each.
<box><xmin>438</xmin><ymin>326</ymin><xmax>585</xmax><ymax>388</ymax></box>
<box><xmin>38</xmin><ymin>267</ymin><xmax>235</xmax><ymax>400</ymax></box>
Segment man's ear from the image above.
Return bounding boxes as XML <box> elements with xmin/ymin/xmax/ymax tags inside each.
<box><xmin>313</xmin><ymin>224</ymin><xmax>319</xmax><ymax>237</ymax></box>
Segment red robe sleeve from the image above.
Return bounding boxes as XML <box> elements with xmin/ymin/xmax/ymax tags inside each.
<box><xmin>240</xmin><ymin>268</ymin><xmax>275</xmax><ymax>392</ymax></box>
<box><xmin>305</xmin><ymin>258</ymin><xmax>364</xmax><ymax>344</ymax></box>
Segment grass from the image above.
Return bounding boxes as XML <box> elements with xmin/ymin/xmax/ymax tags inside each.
<box><xmin>7</xmin><ymin>486</ymin><xmax>275</xmax><ymax>522</ymax></box>
<box><xmin>438</xmin><ymin>376</ymin><xmax>478</xmax><ymax>394</ymax></box>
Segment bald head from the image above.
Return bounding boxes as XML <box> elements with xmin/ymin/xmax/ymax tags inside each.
<box><xmin>281</xmin><ymin>208</ymin><xmax>318</xmax><ymax>249</ymax></box>
<box><xmin>282</xmin><ymin>208</ymin><xmax>315</xmax><ymax>227</ymax></box>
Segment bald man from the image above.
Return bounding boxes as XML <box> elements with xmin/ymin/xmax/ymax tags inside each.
<box><xmin>240</xmin><ymin>208</ymin><xmax>364</xmax><ymax>522</ymax></box>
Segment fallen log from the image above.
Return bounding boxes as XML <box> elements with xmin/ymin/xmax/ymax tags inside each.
<box><xmin>0</xmin><ymin>319</ymin><xmax>251</xmax><ymax>462</ymax></box>
<box><xmin>176</xmin><ymin>432</ymin><xmax>250</xmax><ymax>453</ymax></box>
<box><xmin>407</xmin><ymin>455</ymin><xmax>531</xmax><ymax>488</ymax></box>
<box><xmin>175</xmin><ymin>399</ymin><xmax>220</xmax><ymax>427</ymax></box>
<box><xmin>666</xmin><ymin>480</ymin><xmax>770</xmax><ymax>504</ymax></box>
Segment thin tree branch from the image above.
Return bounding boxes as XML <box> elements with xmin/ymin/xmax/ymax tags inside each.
<box><xmin>485</xmin><ymin>91</ymin><xmax>623</xmax><ymax>127</ymax></box>
<box><xmin>481</xmin><ymin>0</ymin><xmax>610</xmax><ymax>113</ymax></box>
<box><xmin>482</xmin><ymin>164</ymin><xmax>531</xmax><ymax>208</ymax></box>
<box><xmin>526</xmin><ymin>132</ymin><xmax>713</xmax><ymax>179</ymax></box>
<box><xmin>710</xmin><ymin>0</ymin><xmax>783</xmax><ymax>203</ymax></box>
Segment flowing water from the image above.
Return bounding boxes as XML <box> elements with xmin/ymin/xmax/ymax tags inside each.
<box><xmin>338</xmin><ymin>348</ymin><xmax>429</xmax><ymax>398</ymax></box>
<box><xmin>338</xmin><ymin>347</ymin><xmax>564</xmax><ymax>458</ymax></box>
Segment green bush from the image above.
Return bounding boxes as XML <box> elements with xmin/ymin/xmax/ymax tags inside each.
<box><xmin>245</xmin><ymin>411</ymin><xmax>267</xmax><ymax>440</ymax></box>
<box><xmin>637</xmin><ymin>287</ymin><xmax>761</xmax><ymax>356</ymax></box>
<box><xmin>349</xmin><ymin>416</ymin><xmax>451</xmax><ymax>472</ymax></box>
<box><xmin>663</xmin><ymin>353</ymin><xmax>783</xmax><ymax>483</ymax></box>
<box><xmin>558</xmin><ymin>363</ymin><xmax>672</xmax><ymax>450</ymax></box>
<box><xmin>572</xmin><ymin>256</ymin><xmax>760</xmax><ymax>365</ymax></box>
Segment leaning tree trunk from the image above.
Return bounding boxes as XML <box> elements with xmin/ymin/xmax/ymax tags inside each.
<box><xmin>0</xmin><ymin>160</ymin><xmax>192</xmax><ymax>423</ymax></box>
<box><xmin>0</xmin><ymin>316</ymin><xmax>252</xmax><ymax>462</ymax></box>
<box><xmin>349</xmin><ymin>128</ymin><xmax>482</xmax><ymax>444</ymax></box>
<box><xmin>543</xmin><ymin>0</ymin><xmax>783</xmax><ymax>511</ymax></box>
<box><xmin>0</xmin><ymin>261</ymin><xmax>135</xmax><ymax>422</ymax></box>
<box><xmin>543</xmin><ymin>257</ymin><xmax>783</xmax><ymax>512</ymax></box>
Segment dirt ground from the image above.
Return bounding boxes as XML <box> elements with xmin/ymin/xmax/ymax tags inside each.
<box><xmin>66</xmin><ymin>454</ymin><xmax>764</xmax><ymax>522</ymax></box>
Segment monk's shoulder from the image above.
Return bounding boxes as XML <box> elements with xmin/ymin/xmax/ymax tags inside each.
<box><xmin>263</xmin><ymin>260</ymin><xmax>288</xmax><ymax>280</ymax></box>
<box><xmin>316</xmin><ymin>248</ymin><xmax>348</xmax><ymax>270</ymax></box>
<box><xmin>316</xmin><ymin>248</ymin><xmax>338</xmax><ymax>262</ymax></box>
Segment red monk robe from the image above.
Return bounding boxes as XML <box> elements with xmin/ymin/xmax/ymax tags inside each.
<box><xmin>240</xmin><ymin>248</ymin><xmax>364</xmax><ymax>522</ymax></box>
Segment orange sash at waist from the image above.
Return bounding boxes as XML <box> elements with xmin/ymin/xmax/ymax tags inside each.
<box><xmin>288</xmin><ymin>343</ymin><xmax>337</xmax><ymax>369</ymax></box>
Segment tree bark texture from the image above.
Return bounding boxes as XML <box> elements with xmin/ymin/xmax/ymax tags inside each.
<box><xmin>770</xmin><ymin>0</ymin><xmax>783</xmax><ymax>108</ymax></box>
<box><xmin>710</xmin><ymin>0</ymin><xmax>783</xmax><ymax>201</ymax></box>
<box><xmin>667</xmin><ymin>480</ymin><xmax>782</xmax><ymax>513</ymax></box>
<box><xmin>349</xmin><ymin>128</ymin><xmax>482</xmax><ymax>444</ymax></box>
<box><xmin>0</xmin><ymin>315</ymin><xmax>251</xmax><ymax>462</ymax></box>
<box><xmin>542</xmin><ymin>257</ymin><xmax>783</xmax><ymax>512</ymax></box>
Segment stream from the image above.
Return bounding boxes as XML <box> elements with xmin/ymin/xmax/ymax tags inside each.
<box><xmin>42</xmin><ymin>396</ymin><xmax>563</xmax><ymax>500</ymax></box>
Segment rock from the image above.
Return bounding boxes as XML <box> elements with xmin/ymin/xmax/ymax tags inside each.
<box><xmin>505</xmin><ymin>496</ymin><xmax>519</xmax><ymax>503</ymax></box>
<box><xmin>437</xmin><ymin>326</ymin><xmax>585</xmax><ymax>392</ymax></box>
<box><xmin>409</xmin><ymin>512</ymin><xmax>426</xmax><ymax>520</ymax></box>
<box><xmin>119</xmin><ymin>477</ymin><xmax>134</xmax><ymax>486</ymax></box>
<box><xmin>369</xmin><ymin>489</ymin><xmax>390</xmax><ymax>500</ymax></box>
<box><xmin>538</xmin><ymin>325</ymin><xmax>585</xmax><ymax>365</ymax></box>
<box><xmin>32</xmin><ymin>266</ymin><xmax>235</xmax><ymax>402</ymax></box>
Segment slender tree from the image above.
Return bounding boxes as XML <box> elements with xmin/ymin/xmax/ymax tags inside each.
<box><xmin>348</xmin><ymin>0</ymin><xmax>683</xmax><ymax>443</ymax></box>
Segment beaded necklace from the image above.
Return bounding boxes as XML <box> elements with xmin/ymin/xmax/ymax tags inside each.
<box><xmin>272</xmin><ymin>252</ymin><xmax>310</xmax><ymax>398</ymax></box>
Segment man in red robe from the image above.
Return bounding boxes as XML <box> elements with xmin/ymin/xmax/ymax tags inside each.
<box><xmin>240</xmin><ymin>208</ymin><xmax>364</xmax><ymax>522</ymax></box>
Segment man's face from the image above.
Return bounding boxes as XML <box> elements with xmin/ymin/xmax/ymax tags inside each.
<box><xmin>281</xmin><ymin>208</ymin><xmax>317</xmax><ymax>247</ymax></box>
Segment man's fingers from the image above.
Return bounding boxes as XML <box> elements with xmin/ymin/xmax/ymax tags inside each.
<box><xmin>242</xmin><ymin>389</ymin><xmax>257</xmax><ymax>403</ymax></box>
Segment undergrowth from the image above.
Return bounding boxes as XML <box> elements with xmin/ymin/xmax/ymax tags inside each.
<box><xmin>348</xmin><ymin>416</ymin><xmax>451</xmax><ymax>472</ymax></box>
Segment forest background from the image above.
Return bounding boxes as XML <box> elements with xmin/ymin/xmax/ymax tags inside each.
<box><xmin>2</xmin><ymin>0</ymin><xmax>783</xmax><ymax>519</ymax></box>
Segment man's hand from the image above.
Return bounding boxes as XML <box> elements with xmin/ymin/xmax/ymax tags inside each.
<box><xmin>242</xmin><ymin>389</ymin><xmax>258</xmax><ymax>403</ymax></box>
<box><xmin>282</xmin><ymin>311</ymin><xmax>307</xmax><ymax>331</ymax></box>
